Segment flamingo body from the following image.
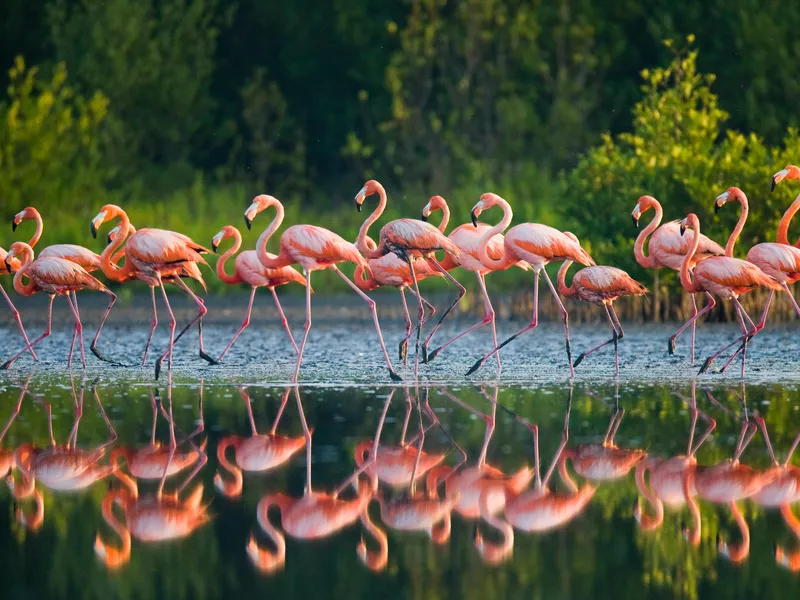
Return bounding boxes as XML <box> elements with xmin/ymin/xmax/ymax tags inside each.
<box><xmin>693</xmin><ymin>256</ymin><xmax>781</xmax><ymax>299</ymax></box>
<box><xmin>355</xmin><ymin>441</ymin><xmax>445</xmax><ymax>488</ymax></box>
<box><xmin>434</xmin><ymin>465</ymin><xmax>533</xmax><ymax>519</ymax></box>
<box><xmin>567</xmin><ymin>445</ymin><xmax>647</xmax><ymax>481</ymax></box>
<box><xmin>647</xmin><ymin>221</ymin><xmax>725</xmax><ymax>270</ymax></box>
<box><xmin>504</xmin><ymin>224</ymin><xmax>594</xmax><ymax>268</ymax></box>
<box><xmin>565</xmin><ymin>266</ymin><xmax>647</xmax><ymax>304</ymax></box>
<box><xmin>745</xmin><ymin>243</ymin><xmax>800</xmax><ymax>284</ymax></box>
<box><xmin>504</xmin><ymin>486</ymin><xmax>595</xmax><ymax>532</ymax></box>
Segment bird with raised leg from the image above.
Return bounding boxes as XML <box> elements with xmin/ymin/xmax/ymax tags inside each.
<box><xmin>354</xmin><ymin>180</ymin><xmax>463</xmax><ymax>376</ymax></box>
<box><xmin>558</xmin><ymin>233</ymin><xmax>648</xmax><ymax>377</ymax></box>
<box><xmin>465</xmin><ymin>193</ymin><xmax>595</xmax><ymax>377</ymax></box>
<box><xmin>245</xmin><ymin>193</ymin><xmax>401</xmax><ymax>382</ymax></box>
<box><xmin>631</xmin><ymin>195</ymin><xmax>724</xmax><ymax>363</ymax></box>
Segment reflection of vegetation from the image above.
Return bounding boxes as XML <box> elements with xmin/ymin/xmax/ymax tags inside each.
<box><xmin>1</xmin><ymin>381</ymin><xmax>800</xmax><ymax>597</ymax></box>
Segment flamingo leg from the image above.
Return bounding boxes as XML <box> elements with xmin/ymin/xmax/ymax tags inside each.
<box><xmin>218</xmin><ymin>286</ymin><xmax>257</xmax><ymax>361</ymax></box>
<box><xmin>402</xmin><ymin>288</ymin><xmax>435</xmax><ymax>364</ymax></box>
<box><xmin>293</xmin><ymin>271</ymin><xmax>313</xmax><ymax>384</ymax></box>
<box><xmin>142</xmin><ymin>285</ymin><xmax>159</xmax><ymax>366</ymax></box>
<box><xmin>420</xmin><ymin>258</ymin><xmax>466</xmax><ymax>359</ymax></box>
<box><xmin>0</xmin><ymin>378</ymin><xmax>25</xmax><ymax>444</ymax></box>
<box><xmin>67</xmin><ymin>291</ymin><xmax>87</xmax><ymax>369</ymax></box>
<box><xmin>66</xmin><ymin>294</ymin><xmax>78</xmax><ymax>369</ymax></box>
<box><xmin>426</xmin><ymin>273</ymin><xmax>500</xmax><ymax>371</ymax></box>
<box><xmin>398</xmin><ymin>287</ymin><xmax>412</xmax><ymax>364</ymax></box>
<box><xmin>271</xmin><ymin>287</ymin><xmax>299</xmax><ymax>354</ymax></box>
<box><xmin>155</xmin><ymin>278</ymin><xmax>216</xmax><ymax>379</ymax></box>
<box><xmin>781</xmin><ymin>281</ymin><xmax>800</xmax><ymax>318</ymax></box>
<box><xmin>573</xmin><ymin>303</ymin><xmax>619</xmax><ymax>374</ymax></box>
<box><xmin>402</xmin><ymin>253</ymin><xmax>425</xmax><ymax>377</ymax></box>
<box><xmin>669</xmin><ymin>292</ymin><xmax>716</xmax><ymax>356</ymax></box>
<box><xmin>270</xmin><ymin>387</ymin><xmax>292</xmax><ymax>435</ymax></box>
<box><xmin>467</xmin><ymin>269</ymin><xmax>540</xmax><ymax>376</ymax></box>
<box><xmin>89</xmin><ymin>289</ymin><xmax>122</xmax><ymax>365</ymax></box>
<box><xmin>331</xmin><ymin>265</ymin><xmax>401</xmax><ymax>382</ymax></box>
<box><xmin>293</xmin><ymin>387</ymin><xmax>314</xmax><ymax>494</ymax></box>
<box><xmin>2</xmin><ymin>295</ymin><xmax>55</xmax><ymax>369</ymax></box>
<box><xmin>690</xmin><ymin>293</ymin><xmax>697</xmax><ymax>365</ymax></box>
<box><xmin>0</xmin><ymin>283</ymin><xmax>37</xmax><ymax>360</ymax></box>
<box><xmin>719</xmin><ymin>294</ymin><xmax>769</xmax><ymax>374</ymax></box>
<box><xmin>408</xmin><ymin>393</ymin><xmax>426</xmax><ymax>496</ymax></box>
<box><xmin>400</xmin><ymin>388</ymin><xmax>413</xmax><ymax>446</ymax></box>
<box><xmin>156</xmin><ymin>278</ymin><xmax>176</xmax><ymax>378</ymax></box>
<box><xmin>700</xmin><ymin>298</ymin><xmax>757</xmax><ymax>375</ymax></box>
<box><xmin>238</xmin><ymin>387</ymin><xmax>260</xmax><ymax>435</ymax></box>
<box><xmin>92</xmin><ymin>385</ymin><xmax>118</xmax><ymax>453</ymax></box>
<box><xmin>540</xmin><ymin>267</ymin><xmax>575</xmax><ymax>377</ymax></box>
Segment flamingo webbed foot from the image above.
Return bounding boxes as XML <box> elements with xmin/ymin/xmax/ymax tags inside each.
<box><xmin>420</xmin><ymin>344</ymin><xmax>429</xmax><ymax>362</ymax></box>
<box><xmin>89</xmin><ymin>343</ymin><xmax>126</xmax><ymax>367</ymax></box>
<box><xmin>668</xmin><ymin>337</ymin><xmax>676</xmax><ymax>355</ymax></box>
<box><xmin>0</xmin><ymin>360</ymin><xmax>11</xmax><ymax>370</ymax></box>
<box><xmin>154</xmin><ymin>357</ymin><xmax>164</xmax><ymax>380</ymax></box>
<box><xmin>698</xmin><ymin>357</ymin><xmax>714</xmax><ymax>374</ymax></box>
<box><xmin>424</xmin><ymin>347</ymin><xmax>442</xmax><ymax>363</ymax></box>
<box><xmin>389</xmin><ymin>369</ymin><xmax>402</xmax><ymax>382</ymax></box>
<box><xmin>199</xmin><ymin>350</ymin><xmax>219</xmax><ymax>366</ymax></box>
<box><xmin>572</xmin><ymin>353</ymin><xmax>586</xmax><ymax>368</ymax></box>
<box><xmin>465</xmin><ymin>358</ymin><xmax>483</xmax><ymax>376</ymax></box>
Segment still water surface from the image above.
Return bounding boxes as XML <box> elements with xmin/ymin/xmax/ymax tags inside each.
<box><xmin>2</xmin><ymin>377</ymin><xmax>800</xmax><ymax>599</ymax></box>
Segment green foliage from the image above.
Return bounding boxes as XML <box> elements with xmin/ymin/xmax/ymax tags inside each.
<box><xmin>0</xmin><ymin>56</ymin><xmax>110</xmax><ymax>213</ymax></box>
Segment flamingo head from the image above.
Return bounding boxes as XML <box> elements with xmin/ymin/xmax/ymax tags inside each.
<box><xmin>211</xmin><ymin>226</ymin><xmax>237</xmax><ymax>253</ymax></box>
<box><xmin>355</xmin><ymin>180</ymin><xmax>382</xmax><ymax>212</ymax></box>
<box><xmin>107</xmin><ymin>225</ymin><xmax>121</xmax><ymax>245</ymax></box>
<box><xmin>11</xmin><ymin>207</ymin><xmax>37</xmax><ymax>231</ymax></box>
<box><xmin>471</xmin><ymin>193</ymin><xmax>502</xmax><ymax>227</ymax></box>
<box><xmin>680</xmin><ymin>214</ymin><xmax>699</xmax><ymax>236</ymax></box>
<box><xmin>421</xmin><ymin>195</ymin><xmax>446</xmax><ymax>221</ymax></box>
<box><xmin>771</xmin><ymin>165</ymin><xmax>800</xmax><ymax>192</ymax></box>
<box><xmin>5</xmin><ymin>242</ymin><xmax>31</xmax><ymax>271</ymax></box>
<box><xmin>244</xmin><ymin>195</ymin><xmax>277</xmax><ymax>230</ymax></box>
<box><xmin>714</xmin><ymin>187</ymin><xmax>744</xmax><ymax>214</ymax></box>
<box><xmin>631</xmin><ymin>195</ymin><xmax>656</xmax><ymax>227</ymax></box>
<box><xmin>91</xmin><ymin>205</ymin><xmax>121</xmax><ymax>238</ymax></box>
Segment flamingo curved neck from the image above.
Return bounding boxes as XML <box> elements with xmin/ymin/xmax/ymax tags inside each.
<box><xmin>358</xmin><ymin>508</ymin><xmax>388</xmax><ymax>571</ymax></box>
<box><xmin>633</xmin><ymin>461</ymin><xmax>664</xmax><ymax>530</ymax></box>
<box><xmin>434</xmin><ymin>200</ymin><xmax>450</xmax><ymax>233</ymax></box>
<box><xmin>215</xmin><ymin>437</ymin><xmax>243</xmax><ymax>497</ymax></box>
<box><xmin>12</xmin><ymin>246</ymin><xmax>36</xmax><ymax>297</ymax></box>
<box><xmin>558</xmin><ymin>454</ymin><xmax>579</xmax><ymax>492</ymax></box>
<box><xmin>683</xmin><ymin>471</ymin><xmax>701</xmax><ymax>546</ymax></box>
<box><xmin>100</xmin><ymin>210</ymin><xmax>134</xmax><ymax>282</ymax></box>
<box><xmin>216</xmin><ymin>232</ymin><xmax>244</xmax><ymax>286</ymax></box>
<box><xmin>726</xmin><ymin>193</ymin><xmax>749</xmax><ymax>257</ymax></box>
<box><xmin>97</xmin><ymin>491</ymin><xmax>132</xmax><ymax>568</ymax></box>
<box><xmin>721</xmin><ymin>500</ymin><xmax>749</xmax><ymax>561</ymax></box>
<box><xmin>475</xmin><ymin>488</ymin><xmax>514</xmax><ymax>563</ymax></box>
<box><xmin>256</xmin><ymin>202</ymin><xmax>286</xmax><ymax>270</ymax></box>
<box><xmin>478</xmin><ymin>198</ymin><xmax>515</xmax><ymax>271</ymax></box>
<box><xmin>679</xmin><ymin>219</ymin><xmax>703</xmax><ymax>293</ymax></box>
<box><xmin>557</xmin><ymin>260</ymin><xmax>577</xmax><ymax>298</ymax></box>
<box><xmin>251</xmin><ymin>495</ymin><xmax>289</xmax><ymax>570</ymax></box>
<box><xmin>634</xmin><ymin>203</ymin><xmax>662</xmax><ymax>269</ymax></box>
<box><xmin>25</xmin><ymin>209</ymin><xmax>44</xmax><ymax>248</ymax></box>
<box><xmin>353</xmin><ymin>265</ymin><xmax>376</xmax><ymax>291</ymax></box>
<box><xmin>357</xmin><ymin>184</ymin><xmax>387</xmax><ymax>259</ymax></box>
<box><xmin>777</xmin><ymin>193</ymin><xmax>800</xmax><ymax>246</ymax></box>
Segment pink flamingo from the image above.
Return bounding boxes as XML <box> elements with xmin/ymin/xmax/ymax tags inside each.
<box><xmin>632</xmin><ymin>195</ymin><xmax>724</xmax><ymax>362</ymax></box>
<box><xmin>715</xmin><ymin>186</ymin><xmax>800</xmax><ymax>338</ymax></box>
<box><xmin>1</xmin><ymin>242</ymin><xmax>117</xmax><ymax>369</ymax></box>
<box><xmin>465</xmin><ymin>193</ymin><xmax>595</xmax><ymax>377</ymax></box>
<box><xmin>214</xmin><ymin>387</ymin><xmax>307</xmax><ymax>498</ymax></box>
<box><xmin>90</xmin><ymin>205</ymin><xmax>218</xmax><ymax>375</ymax></box>
<box><xmin>419</xmin><ymin>195</ymin><xmax>531</xmax><ymax>368</ymax></box>
<box><xmin>354</xmin><ymin>181</ymin><xmax>463</xmax><ymax>374</ymax></box>
<box><xmin>674</xmin><ymin>214</ymin><xmax>781</xmax><ymax>376</ymax></box>
<box><xmin>557</xmin><ymin>233</ymin><xmax>648</xmax><ymax>376</ymax></box>
<box><xmin>246</xmin><ymin>194</ymin><xmax>401</xmax><ymax>382</ymax></box>
<box><xmin>0</xmin><ymin>245</ymin><xmax>36</xmax><ymax>361</ymax></box>
<box><xmin>211</xmin><ymin>225</ymin><xmax>305</xmax><ymax>361</ymax></box>
<box><xmin>771</xmin><ymin>164</ymin><xmax>800</xmax><ymax>197</ymax></box>
<box><xmin>353</xmin><ymin>232</ymin><xmax>441</xmax><ymax>364</ymax></box>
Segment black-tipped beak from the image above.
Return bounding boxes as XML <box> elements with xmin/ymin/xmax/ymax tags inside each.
<box><xmin>211</xmin><ymin>241</ymin><xmax>219</xmax><ymax>253</ymax></box>
<box><xmin>680</xmin><ymin>224</ymin><xmax>687</xmax><ymax>236</ymax></box>
<box><xmin>421</xmin><ymin>213</ymin><xmax>428</xmax><ymax>222</ymax></box>
<box><xmin>106</xmin><ymin>232</ymin><xmax>113</xmax><ymax>245</ymax></box>
<box><xmin>11</xmin><ymin>220</ymin><xmax>17</xmax><ymax>232</ymax></box>
<box><xmin>714</xmin><ymin>203</ymin><xmax>721</xmax><ymax>214</ymax></box>
<box><xmin>4</xmin><ymin>258</ymin><xmax>11</xmax><ymax>272</ymax></box>
<box><xmin>91</xmin><ymin>222</ymin><xmax>98</xmax><ymax>238</ymax></box>
<box><xmin>244</xmin><ymin>215</ymin><xmax>252</xmax><ymax>231</ymax></box>
<box><xmin>356</xmin><ymin>202</ymin><xmax>362</xmax><ymax>213</ymax></box>
<box><xmin>632</xmin><ymin>215</ymin><xmax>639</xmax><ymax>228</ymax></box>
<box><xmin>470</xmin><ymin>210</ymin><xmax>478</xmax><ymax>227</ymax></box>
<box><xmin>771</xmin><ymin>177</ymin><xmax>777</xmax><ymax>193</ymax></box>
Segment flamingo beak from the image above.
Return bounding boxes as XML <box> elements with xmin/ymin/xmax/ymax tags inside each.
<box><xmin>680</xmin><ymin>223</ymin><xmax>687</xmax><ymax>236</ymax></box>
<box><xmin>772</xmin><ymin>169</ymin><xmax>789</xmax><ymax>192</ymax></box>
<box><xmin>714</xmin><ymin>191</ymin><xmax>729</xmax><ymax>214</ymax></box>
<box><xmin>632</xmin><ymin>214</ymin><xmax>639</xmax><ymax>228</ymax></box>
<box><xmin>90</xmin><ymin>211</ymin><xmax>107</xmax><ymax>239</ymax></box>
<box><xmin>107</xmin><ymin>232</ymin><xmax>114</xmax><ymax>245</ymax></box>
<box><xmin>11</xmin><ymin>213</ymin><xmax>22</xmax><ymax>231</ymax></box>
<box><xmin>421</xmin><ymin>212</ymin><xmax>429</xmax><ymax>222</ymax></box>
<box><xmin>211</xmin><ymin>233</ymin><xmax>222</xmax><ymax>253</ymax></box>
<box><xmin>244</xmin><ymin>202</ymin><xmax>259</xmax><ymax>231</ymax></box>
<box><xmin>355</xmin><ymin>187</ymin><xmax>366</xmax><ymax>212</ymax></box>
<box><xmin>4</xmin><ymin>250</ymin><xmax>14</xmax><ymax>272</ymax></box>
<box><xmin>470</xmin><ymin>210</ymin><xmax>478</xmax><ymax>227</ymax></box>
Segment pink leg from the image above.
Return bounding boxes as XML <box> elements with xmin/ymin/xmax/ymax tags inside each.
<box><xmin>293</xmin><ymin>271</ymin><xmax>313</xmax><ymax>383</ymax></box>
<box><xmin>421</xmin><ymin>257</ymin><xmax>466</xmax><ymax>357</ymax></box>
<box><xmin>218</xmin><ymin>286</ymin><xmax>256</xmax><ymax>361</ymax></box>
<box><xmin>468</xmin><ymin>268</ymin><xmax>540</xmax><ymax>376</ymax></box>
<box><xmin>157</xmin><ymin>280</ymin><xmax>177</xmax><ymax>376</ymax></box>
<box><xmin>700</xmin><ymin>298</ymin><xmax>757</xmax><ymax>375</ymax></box>
<box><xmin>542</xmin><ymin>267</ymin><xmax>575</xmax><ymax>377</ymax></box>
<box><xmin>573</xmin><ymin>303</ymin><xmax>618</xmax><ymax>373</ymax></box>
<box><xmin>690</xmin><ymin>294</ymin><xmax>697</xmax><ymax>365</ymax></box>
<box><xmin>426</xmin><ymin>273</ymin><xmax>498</xmax><ymax>370</ymax></box>
<box><xmin>142</xmin><ymin>285</ymin><xmax>158</xmax><ymax>366</ymax></box>
<box><xmin>720</xmin><ymin>291</ymin><xmax>773</xmax><ymax>374</ymax></box>
<box><xmin>669</xmin><ymin>292</ymin><xmax>715</xmax><ymax>355</ymax></box>
<box><xmin>67</xmin><ymin>296</ymin><xmax>78</xmax><ymax>368</ymax></box>
<box><xmin>271</xmin><ymin>287</ymin><xmax>298</xmax><ymax>354</ymax></box>
<box><xmin>398</xmin><ymin>287</ymin><xmax>413</xmax><ymax>364</ymax></box>
<box><xmin>293</xmin><ymin>387</ymin><xmax>314</xmax><ymax>494</ymax></box>
<box><xmin>2</xmin><ymin>295</ymin><xmax>55</xmax><ymax>370</ymax></box>
<box><xmin>402</xmin><ymin>288</ymin><xmax>435</xmax><ymax>364</ymax></box>
<box><xmin>0</xmin><ymin>284</ymin><xmax>37</xmax><ymax>360</ymax></box>
<box><xmin>403</xmin><ymin>253</ymin><xmax>425</xmax><ymax>377</ymax></box>
<box><xmin>66</xmin><ymin>292</ymin><xmax>86</xmax><ymax>369</ymax></box>
<box><xmin>90</xmin><ymin>289</ymin><xmax>121</xmax><ymax>365</ymax></box>
<box><xmin>781</xmin><ymin>281</ymin><xmax>800</xmax><ymax>318</ymax></box>
<box><xmin>331</xmin><ymin>265</ymin><xmax>401</xmax><ymax>381</ymax></box>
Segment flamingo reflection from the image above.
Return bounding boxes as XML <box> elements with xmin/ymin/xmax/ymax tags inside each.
<box><xmin>247</xmin><ymin>388</ymin><xmax>392</xmax><ymax>574</ymax></box>
<box><xmin>0</xmin><ymin>376</ymin><xmax>28</xmax><ymax>479</ymax></box>
<box><xmin>215</xmin><ymin>387</ymin><xmax>306</xmax><ymax>498</ymax></box>
<box><xmin>474</xmin><ymin>387</ymin><xmax>595</xmax><ymax>565</ymax></box>
<box><xmin>95</xmin><ymin>378</ymin><xmax>210</xmax><ymax>569</ymax></box>
<box><xmin>8</xmin><ymin>379</ymin><xmax>117</xmax><ymax>530</ymax></box>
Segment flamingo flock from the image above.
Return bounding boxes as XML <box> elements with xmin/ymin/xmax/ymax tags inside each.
<box><xmin>3</xmin><ymin>378</ymin><xmax>799</xmax><ymax>573</ymax></box>
<box><xmin>2</xmin><ymin>168</ymin><xmax>800</xmax><ymax>380</ymax></box>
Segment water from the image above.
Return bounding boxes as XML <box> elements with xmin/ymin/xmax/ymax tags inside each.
<box><xmin>2</xmin><ymin>377</ymin><xmax>800</xmax><ymax>599</ymax></box>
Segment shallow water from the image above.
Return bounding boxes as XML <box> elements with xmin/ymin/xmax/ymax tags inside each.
<box><xmin>1</xmin><ymin>377</ymin><xmax>800</xmax><ymax>599</ymax></box>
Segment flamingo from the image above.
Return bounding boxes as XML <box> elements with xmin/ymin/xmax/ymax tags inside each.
<box><xmin>246</xmin><ymin>388</ymin><xmax>391</xmax><ymax>573</ymax></box>
<box><xmin>673</xmin><ymin>214</ymin><xmax>781</xmax><ymax>376</ymax></box>
<box><xmin>715</xmin><ymin>186</ymin><xmax>800</xmax><ymax>340</ymax></box>
<box><xmin>771</xmin><ymin>164</ymin><xmax>800</xmax><ymax>198</ymax></box>
<box><xmin>90</xmin><ymin>205</ymin><xmax>218</xmax><ymax>375</ymax></box>
<box><xmin>354</xmin><ymin>180</ymin><xmax>463</xmax><ymax>374</ymax></box>
<box><xmin>558</xmin><ymin>233</ymin><xmax>648</xmax><ymax>376</ymax></box>
<box><xmin>0</xmin><ymin>245</ymin><xmax>36</xmax><ymax>361</ymax></box>
<box><xmin>473</xmin><ymin>390</ymin><xmax>595</xmax><ymax>565</ymax></box>
<box><xmin>0</xmin><ymin>242</ymin><xmax>118</xmax><ymax>370</ymax></box>
<box><xmin>245</xmin><ymin>194</ymin><xmax>401</xmax><ymax>382</ymax></box>
<box><xmin>426</xmin><ymin>388</ymin><xmax>533</xmax><ymax>520</ymax></box>
<box><xmin>211</xmin><ymin>225</ymin><xmax>305</xmax><ymax>361</ymax></box>
<box><xmin>632</xmin><ymin>195</ymin><xmax>725</xmax><ymax>363</ymax></box>
<box><xmin>214</xmin><ymin>387</ymin><xmax>307</xmax><ymax>498</ymax></box>
<box><xmin>419</xmin><ymin>195</ymin><xmax>531</xmax><ymax>368</ymax></box>
<box><xmin>465</xmin><ymin>193</ymin><xmax>595</xmax><ymax>377</ymax></box>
